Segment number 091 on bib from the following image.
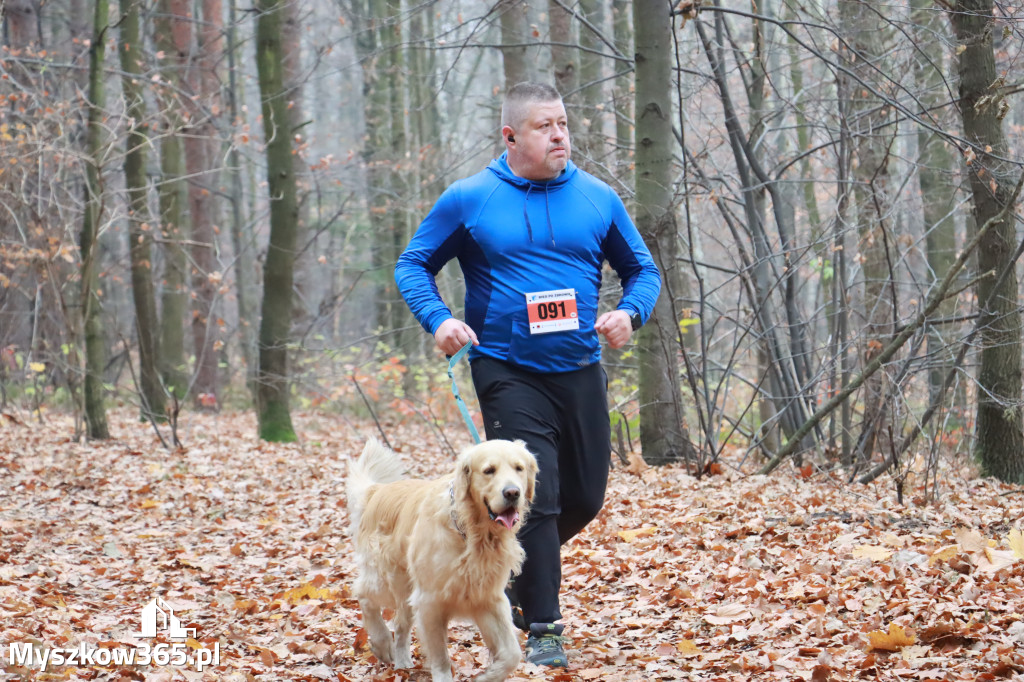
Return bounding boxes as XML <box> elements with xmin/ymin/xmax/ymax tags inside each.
<box><xmin>526</xmin><ymin>289</ymin><xmax>579</xmax><ymax>334</ymax></box>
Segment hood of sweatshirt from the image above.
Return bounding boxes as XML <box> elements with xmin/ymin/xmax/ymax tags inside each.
<box><xmin>486</xmin><ymin>152</ymin><xmax>579</xmax><ymax>245</ymax></box>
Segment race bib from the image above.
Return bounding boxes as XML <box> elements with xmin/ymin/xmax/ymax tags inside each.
<box><xmin>526</xmin><ymin>289</ymin><xmax>579</xmax><ymax>334</ymax></box>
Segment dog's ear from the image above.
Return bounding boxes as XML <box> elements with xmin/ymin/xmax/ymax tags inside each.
<box><xmin>515</xmin><ymin>441</ymin><xmax>538</xmax><ymax>502</ymax></box>
<box><xmin>454</xmin><ymin>458</ymin><xmax>473</xmax><ymax>501</ymax></box>
<box><xmin>524</xmin><ymin>462</ymin><xmax>536</xmax><ymax>503</ymax></box>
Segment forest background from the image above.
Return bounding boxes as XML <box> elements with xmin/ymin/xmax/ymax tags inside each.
<box><xmin>1</xmin><ymin>0</ymin><xmax>1024</xmax><ymax>484</ymax></box>
<box><xmin>2</xmin><ymin>1</ymin><xmax>1024</xmax><ymax>679</ymax></box>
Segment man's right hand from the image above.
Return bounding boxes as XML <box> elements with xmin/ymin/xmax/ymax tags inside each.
<box><xmin>434</xmin><ymin>318</ymin><xmax>479</xmax><ymax>356</ymax></box>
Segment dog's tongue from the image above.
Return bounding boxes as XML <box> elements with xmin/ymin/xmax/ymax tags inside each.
<box><xmin>495</xmin><ymin>509</ymin><xmax>519</xmax><ymax>529</ymax></box>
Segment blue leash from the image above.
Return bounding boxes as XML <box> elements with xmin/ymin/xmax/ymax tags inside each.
<box><xmin>447</xmin><ymin>341</ymin><xmax>481</xmax><ymax>444</ymax></box>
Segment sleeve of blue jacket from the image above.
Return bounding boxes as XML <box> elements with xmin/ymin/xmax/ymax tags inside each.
<box><xmin>394</xmin><ymin>184</ymin><xmax>462</xmax><ymax>335</ymax></box>
<box><xmin>604</xmin><ymin>191</ymin><xmax>662</xmax><ymax>324</ymax></box>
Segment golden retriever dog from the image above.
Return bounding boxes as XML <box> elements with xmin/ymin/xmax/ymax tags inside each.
<box><xmin>347</xmin><ymin>437</ymin><xmax>538</xmax><ymax>682</ymax></box>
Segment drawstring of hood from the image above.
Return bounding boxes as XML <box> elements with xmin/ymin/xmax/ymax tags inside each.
<box><xmin>544</xmin><ymin>183</ymin><xmax>555</xmax><ymax>246</ymax></box>
<box><xmin>488</xmin><ymin>152</ymin><xmax>574</xmax><ymax>247</ymax></box>
<box><xmin>521</xmin><ymin>184</ymin><xmax>555</xmax><ymax>245</ymax></box>
<box><xmin>523</xmin><ymin>184</ymin><xmax>534</xmax><ymax>242</ymax></box>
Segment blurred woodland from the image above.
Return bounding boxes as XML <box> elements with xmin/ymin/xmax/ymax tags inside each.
<box><xmin>1</xmin><ymin>0</ymin><xmax>1023</xmax><ymax>490</ymax></box>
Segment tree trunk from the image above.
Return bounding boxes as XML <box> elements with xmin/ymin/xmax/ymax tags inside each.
<box><xmin>79</xmin><ymin>0</ymin><xmax>110</xmax><ymax>439</ymax></box>
<box><xmin>405</xmin><ymin>1</ymin><xmax>442</xmax><ymax>383</ymax></box>
<box><xmin>410</xmin><ymin>0</ymin><xmax>443</xmax><ymax>228</ymax></box>
<box><xmin>157</xmin><ymin>132</ymin><xmax>189</xmax><ymax>401</ymax></box>
<box><xmin>225</xmin><ymin>0</ymin><xmax>258</xmax><ymax>397</ymax></box>
<box><xmin>154</xmin><ymin>0</ymin><xmax>190</xmax><ymax>402</ymax></box>
<box><xmin>611</xmin><ymin>0</ymin><xmax>632</xmax><ymax>178</ymax></box>
<box><xmin>5</xmin><ymin>0</ymin><xmax>39</xmax><ymax>47</ymax></box>
<box><xmin>951</xmin><ymin>0</ymin><xmax>1024</xmax><ymax>482</ymax></box>
<box><xmin>839</xmin><ymin>0</ymin><xmax>897</xmax><ymax>463</ymax></box>
<box><xmin>744</xmin><ymin>7</ymin><xmax>781</xmax><ymax>457</ymax></box>
<box><xmin>633</xmin><ymin>0</ymin><xmax>693</xmax><ymax>466</ymax></box>
<box><xmin>357</xmin><ymin>0</ymin><xmax>394</xmax><ymax>332</ymax></box>
<box><xmin>497</xmin><ymin>0</ymin><xmax>533</xmax><ymax>88</ymax></box>
<box><xmin>175</xmin><ymin>0</ymin><xmax>225</xmax><ymax>409</ymax></box>
<box><xmin>119</xmin><ymin>0</ymin><xmax>165</xmax><ymax>421</ymax></box>
<box><xmin>576</xmin><ymin>0</ymin><xmax>605</xmax><ymax>175</ymax></box>
<box><xmin>835</xmin><ymin>75</ymin><xmax>855</xmax><ymax>463</ymax></box>
<box><xmin>385</xmin><ymin>5</ymin><xmax>417</xmax><ymax>354</ymax></box>
<box><xmin>282</xmin><ymin>0</ymin><xmax>313</xmax><ymax>334</ymax></box>
<box><xmin>912</xmin><ymin>0</ymin><xmax>960</xmax><ymax>411</ymax></box>
<box><xmin>255</xmin><ymin>0</ymin><xmax>299</xmax><ymax>442</ymax></box>
<box><xmin>548</xmin><ymin>0</ymin><xmax>576</xmax><ymax>99</ymax></box>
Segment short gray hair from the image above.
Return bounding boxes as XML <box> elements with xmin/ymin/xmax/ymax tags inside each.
<box><xmin>501</xmin><ymin>81</ymin><xmax>563</xmax><ymax>129</ymax></box>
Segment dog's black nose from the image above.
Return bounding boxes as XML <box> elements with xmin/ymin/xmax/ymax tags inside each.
<box><xmin>503</xmin><ymin>486</ymin><xmax>520</xmax><ymax>502</ymax></box>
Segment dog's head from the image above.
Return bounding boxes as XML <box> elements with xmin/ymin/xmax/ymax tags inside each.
<box><xmin>454</xmin><ymin>439</ymin><xmax>537</xmax><ymax>532</ymax></box>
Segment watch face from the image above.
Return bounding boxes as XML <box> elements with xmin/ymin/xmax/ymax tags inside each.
<box><xmin>630</xmin><ymin>313</ymin><xmax>642</xmax><ymax>331</ymax></box>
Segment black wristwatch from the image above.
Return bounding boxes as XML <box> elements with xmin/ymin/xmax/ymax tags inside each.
<box><xmin>629</xmin><ymin>311</ymin><xmax>643</xmax><ymax>331</ymax></box>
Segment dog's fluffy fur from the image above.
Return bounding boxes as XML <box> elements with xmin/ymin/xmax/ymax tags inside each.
<box><xmin>347</xmin><ymin>438</ymin><xmax>538</xmax><ymax>682</ymax></box>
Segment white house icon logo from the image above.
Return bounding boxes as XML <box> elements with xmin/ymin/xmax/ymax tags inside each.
<box><xmin>134</xmin><ymin>598</ymin><xmax>196</xmax><ymax>639</ymax></box>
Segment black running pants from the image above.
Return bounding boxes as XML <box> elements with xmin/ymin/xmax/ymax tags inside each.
<box><xmin>470</xmin><ymin>356</ymin><xmax>610</xmax><ymax>626</ymax></box>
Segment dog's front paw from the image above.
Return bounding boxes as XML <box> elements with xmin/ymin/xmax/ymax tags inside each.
<box><xmin>369</xmin><ymin>638</ymin><xmax>395</xmax><ymax>665</ymax></box>
<box><xmin>473</xmin><ymin>668</ymin><xmax>513</xmax><ymax>682</ymax></box>
<box><xmin>473</xmin><ymin>652</ymin><xmax>520</xmax><ymax>682</ymax></box>
<box><xmin>428</xmin><ymin>667</ymin><xmax>455</xmax><ymax>682</ymax></box>
<box><xmin>394</xmin><ymin>649</ymin><xmax>413</xmax><ymax>668</ymax></box>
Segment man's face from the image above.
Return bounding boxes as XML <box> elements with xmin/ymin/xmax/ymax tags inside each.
<box><xmin>505</xmin><ymin>99</ymin><xmax>571</xmax><ymax>181</ymax></box>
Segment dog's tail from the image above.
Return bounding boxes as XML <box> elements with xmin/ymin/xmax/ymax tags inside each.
<box><xmin>346</xmin><ymin>437</ymin><xmax>406</xmax><ymax>530</ymax></box>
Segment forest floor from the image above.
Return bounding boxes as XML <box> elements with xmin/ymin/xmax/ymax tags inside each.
<box><xmin>1</xmin><ymin>408</ymin><xmax>1023</xmax><ymax>681</ymax></box>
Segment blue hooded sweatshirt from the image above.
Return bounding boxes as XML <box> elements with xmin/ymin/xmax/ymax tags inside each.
<box><xmin>395</xmin><ymin>153</ymin><xmax>662</xmax><ymax>373</ymax></box>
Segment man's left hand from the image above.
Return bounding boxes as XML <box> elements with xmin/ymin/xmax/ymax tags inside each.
<box><xmin>595</xmin><ymin>310</ymin><xmax>633</xmax><ymax>349</ymax></box>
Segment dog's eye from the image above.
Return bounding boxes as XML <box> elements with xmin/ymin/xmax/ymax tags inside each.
<box><xmin>515</xmin><ymin>464</ymin><xmax>524</xmax><ymax>472</ymax></box>
<box><xmin>483</xmin><ymin>465</ymin><xmax>496</xmax><ymax>476</ymax></box>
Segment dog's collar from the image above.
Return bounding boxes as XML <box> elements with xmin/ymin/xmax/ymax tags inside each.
<box><xmin>448</xmin><ymin>482</ymin><xmax>466</xmax><ymax>539</ymax></box>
